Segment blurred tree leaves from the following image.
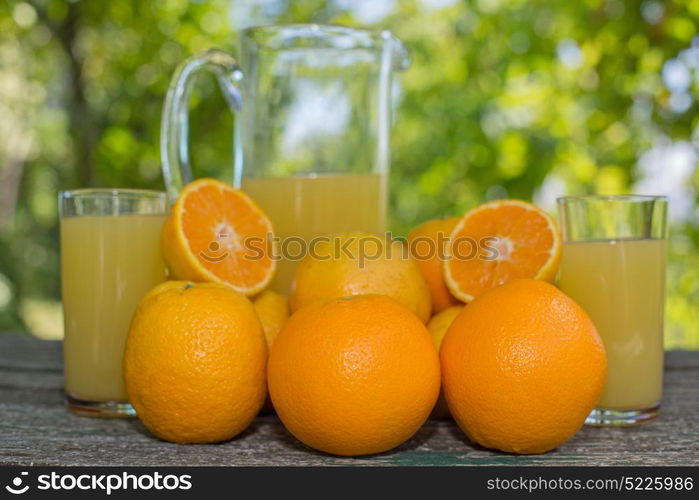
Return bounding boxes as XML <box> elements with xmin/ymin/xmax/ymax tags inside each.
<box><xmin>0</xmin><ymin>0</ymin><xmax>698</xmax><ymax>347</ymax></box>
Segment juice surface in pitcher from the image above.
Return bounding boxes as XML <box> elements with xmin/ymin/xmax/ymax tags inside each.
<box><xmin>558</xmin><ymin>238</ymin><xmax>666</xmax><ymax>410</ymax></box>
<box><xmin>242</xmin><ymin>173</ymin><xmax>387</xmax><ymax>293</ymax></box>
<box><xmin>61</xmin><ymin>213</ymin><xmax>167</xmax><ymax>401</ymax></box>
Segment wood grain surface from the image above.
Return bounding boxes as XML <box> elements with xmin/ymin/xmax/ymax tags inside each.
<box><xmin>1</xmin><ymin>334</ymin><xmax>697</xmax><ymax>466</ymax></box>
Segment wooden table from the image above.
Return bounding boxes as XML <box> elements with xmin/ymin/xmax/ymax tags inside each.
<box><xmin>1</xmin><ymin>334</ymin><xmax>697</xmax><ymax>466</ymax></box>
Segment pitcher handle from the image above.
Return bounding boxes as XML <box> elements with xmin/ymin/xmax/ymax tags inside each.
<box><xmin>160</xmin><ymin>49</ymin><xmax>243</xmax><ymax>201</ymax></box>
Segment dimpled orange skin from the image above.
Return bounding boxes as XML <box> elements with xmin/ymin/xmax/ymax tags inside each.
<box><xmin>124</xmin><ymin>281</ymin><xmax>267</xmax><ymax>444</ymax></box>
<box><xmin>408</xmin><ymin>217</ymin><xmax>462</xmax><ymax>312</ymax></box>
<box><xmin>440</xmin><ymin>280</ymin><xmax>607</xmax><ymax>454</ymax></box>
<box><xmin>268</xmin><ymin>295</ymin><xmax>441</xmax><ymax>456</ymax></box>
<box><xmin>290</xmin><ymin>233</ymin><xmax>432</xmax><ymax>323</ymax></box>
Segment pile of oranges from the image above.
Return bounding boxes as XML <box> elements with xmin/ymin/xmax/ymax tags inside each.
<box><xmin>124</xmin><ymin>178</ymin><xmax>607</xmax><ymax>456</ymax></box>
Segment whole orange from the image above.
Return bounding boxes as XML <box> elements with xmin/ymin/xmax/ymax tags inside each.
<box><xmin>252</xmin><ymin>290</ymin><xmax>290</xmax><ymax>348</ymax></box>
<box><xmin>427</xmin><ymin>305</ymin><xmax>464</xmax><ymax>349</ymax></box>
<box><xmin>124</xmin><ymin>281</ymin><xmax>267</xmax><ymax>443</ymax></box>
<box><xmin>408</xmin><ymin>217</ymin><xmax>462</xmax><ymax>312</ymax></box>
<box><xmin>426</xmin><ymin>305</ymin><xmax>463</xmax><ymax>418</ymax></box>
<box><xmin>252</xmin><ymin>290</ymin><xmax>289</xmax><ymax>413</ymax></box>
<box><xmin>440</xmin><ymin>279</ymin><xmax>606</xmax><ymax>454</ymax></box>
<box><xmin>290</xmin><ymin>232</ymin><xmax>431</xmax><ymax>322</ymax></box>
<box><xmin>268</xmin><ymin>295</ymin><xmax>440</xmax><ymax>456</ymax></box>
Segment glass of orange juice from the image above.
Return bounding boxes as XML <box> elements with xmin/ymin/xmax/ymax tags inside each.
<box><xmin>59</xmin><ymin>189</ymin><xmax>168</xmax><ymax>417</ymax></box>
<box><xmin>557</xmin><ymin>195</ymin><xmax>668</xmax><ymax>426</ymax></box>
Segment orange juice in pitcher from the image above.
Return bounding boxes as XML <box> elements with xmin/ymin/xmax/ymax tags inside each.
<box><xmin>241</xmin><ymin>173</ymin><xmax>386</xmax><ymax>291</ymax></box>
<box><xmin>161</xmin><ymin>25</ymin><xmax>409</xmax><ymax>292</ymax></box>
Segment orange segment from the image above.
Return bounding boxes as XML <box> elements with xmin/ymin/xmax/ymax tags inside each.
<box><xmin>162</xmin><ymin>178</ymin><xmax>276</xmax><ymax>295</ymax></box>
<box><xmin>443</xmin><ymin>199</ymin><xmax>561</xmax><ymax>302</ymax></box>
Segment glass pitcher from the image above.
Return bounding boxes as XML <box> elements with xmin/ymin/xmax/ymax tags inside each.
<box><xmin>161</xmin><ymin>24</ymin><xmax>409</xmax><ymax>292</ymax></box>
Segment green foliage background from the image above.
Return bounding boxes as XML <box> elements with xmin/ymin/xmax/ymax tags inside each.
<box><xmin>0</xmin><ymin>0</ymin><xmax>697</xmax><ymax>347</ymax></box>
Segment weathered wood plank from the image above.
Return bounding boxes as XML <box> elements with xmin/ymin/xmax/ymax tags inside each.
<box><xmin>0</xmin><ymin>334</ymin><xmax>697</xmax><ymax>466</ymax></box>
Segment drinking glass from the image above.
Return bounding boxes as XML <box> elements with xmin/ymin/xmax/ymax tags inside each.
<box><xmin>557</xmin><ymin>195</ymin><xmax>668</xmax><ymax>426</ymax></box>
<box><xmin>59</xmin><ymin>189</ymin><xmax>168</xmax><ymax>417</ymax></box>
<box><xmin>161</xmin><ymin>24</ymin><xmax>409</xmax><ymax>292</ymax></box>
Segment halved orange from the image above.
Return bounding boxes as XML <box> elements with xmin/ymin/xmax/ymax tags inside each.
<box><xmin>443</xmin><ymin>199</ymin><xmax>560</xmax><ymax>302</ymax></box>
<box><xmin>161</xmin><ymin>178</ymin><xmax>276</xmax><ymax>296</ymax></box>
